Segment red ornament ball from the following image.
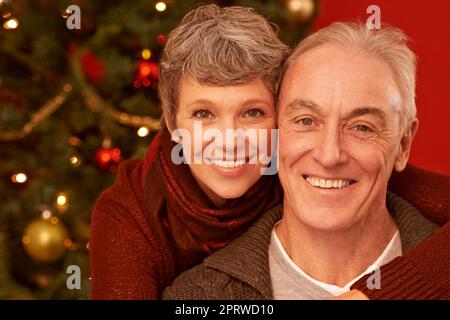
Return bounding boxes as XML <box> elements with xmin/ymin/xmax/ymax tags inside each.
<box><xmin>156</xmin><ymin>34</ymin><xmax>166</xmax><ymax>47</ymax></box>
<box><xmin>133</xmin><ymin>59</ymin><xmax>159</xmax><ymax>89</ymax></box>
<box><xmin>94</xmin><ymin>147</ymin><xmax>122</xmax><ymax>173</ymax></box>
<box><xmin>81</xmin><ymin>50</ymin><xmax>105</xmax><ymax>85</ymax></box>
<box><xmin>67</xmin><ymin>42</ymin><xmax>105</xmax><ymax>85</ymax></box>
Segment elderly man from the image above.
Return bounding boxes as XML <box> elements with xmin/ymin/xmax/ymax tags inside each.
<box><xmin>162</xmin><ymin>22</ymin><xmax>438</xmax><ymax>299</ymax></box>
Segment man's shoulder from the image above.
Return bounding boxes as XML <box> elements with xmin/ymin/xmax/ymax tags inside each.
<box><xmin>162</xmin><ymin>205</ymin><xmax>284</xmax><ymax>300</ymax></box>
<box><xmin>162</xmin><ymin>263</ymin><xmax>236</xmax><ymax>299</ymax></box>
<box><xmin>387</xmin><ymin>191</ymin><xmax>439</xmax><ymax>252</ymax></box>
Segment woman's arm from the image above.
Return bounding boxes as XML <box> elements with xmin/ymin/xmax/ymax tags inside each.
<box><xmin>389</xmin><ymin>164</ymin><xmax>450</xmax><ymax>225</ymax></box>
<box><xmin>90</xmin><ymin>206</ymin><xmax>159</xmax><ymax>299</ymax></box>
<box><xmin>349</xmin><ymin>164</ymin><xmax>450</xmax><ymax>299</ymax></box>
<box><xmin>351</xmin><ymin>223</ymin><xmax>450</xmax><ymax>299</ymax></box>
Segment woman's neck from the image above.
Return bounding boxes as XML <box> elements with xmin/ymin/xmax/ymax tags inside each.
<box><xmin>195</xmin><ymin>177</ymin><xmax>227</xmax><ymax>208</ymax></box>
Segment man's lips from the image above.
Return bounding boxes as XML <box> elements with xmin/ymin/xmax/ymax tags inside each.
<box><xmin>302</xmin><ymin>175</ymin><xmax>357</xmax><ymax>189</ymax></box>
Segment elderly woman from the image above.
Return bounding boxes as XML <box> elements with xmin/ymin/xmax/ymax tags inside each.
<box><xmin>90</xmin><ymin>5</ymin><xmax>450</xmax><ymax>299</ymax></box>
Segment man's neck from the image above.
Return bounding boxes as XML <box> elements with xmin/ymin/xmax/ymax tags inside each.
<box><xmin>276</xmin><ymin>203</ymin><xmax>398</xmax><ymax>287</ymax></box>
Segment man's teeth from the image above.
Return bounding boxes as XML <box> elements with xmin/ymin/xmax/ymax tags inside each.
<box><xmin>210</xmin><ymin>159</ymin><xmax>246</xmax><ymax>168</ymax></box>
<box><xmin>305</xmin><ymin>176</ymin><xmax>352</xmax><ymax>189</ymax></box>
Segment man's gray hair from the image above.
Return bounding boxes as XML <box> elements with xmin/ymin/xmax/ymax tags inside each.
<box><xmin>282</xmin><ymin>21</ymin><xmax>417</xmax><ymax>130</ymax></box>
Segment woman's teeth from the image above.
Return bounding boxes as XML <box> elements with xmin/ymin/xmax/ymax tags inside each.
<box><xmin>305</xmin><ymin>176</ymin><xmax>353</xmax><ymax>189</ymax></box>
<box><xmin>210</xmin><ymin>159</ymin><xmax>246</xmax><ymax>168</ymax></box>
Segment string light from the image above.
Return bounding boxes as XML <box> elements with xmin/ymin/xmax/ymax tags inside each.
<box><xmin>0</xmin><ymin>85</ymin><xmax>72</xmax><ymax>141</ymax></box>
<box><xmin>137</xmin><ymin>126</ymin><xmax>150</xmax><ymax>137</ymax></box>
<box><xmin>64</xmin><ymin>238</ymin><xmax>73</xmax><ymax>248</ymax></box>
<box><xmin>62</xmin><ymin>8</ymin><xmax>70</xmax><ymax>19</ymax></box>
<box><xmin>155</xmin><ymin>2</ymin><xmax>167</xmax><ymax>12</ymax></box>
<box><xmin>3</xmin><ymin>18</ymin><xmax>19</xmax><ymax>30</ymax></box>
<box><xmin>55</xmin><ymin>192</ymin><xmax>69</xmax><ymax>213</ymax></box>
<box><xmin>287</xmin><ymin>0</ymin><xmax>314</xmax><ymax>20</ymax></box>
<box><xmin>141</xmin><ymin>49</ymin><xmax>151</xmax><ymax>60</ymax></box>
<box><xmin>69</xmin><ymin>155</ymin><xmax>81</xmax><ymax>167</ymax></box>
<box><xmin>50</xmin><ymin>216</ymin><xmax>60</xmax><ymax>225</ymax></box>
<box><xmin>41</xmin><ymin>210</ymin><xmax>52</xmax><ymax>220</ymax></box>
<box><xmin>56</xmin><ymin>194</ymin><xmax>67</xmax><ymax>206</ymax></box>
<box><xmin>68</xmin><ymin>136</ymin><xmax>82</xmax><ymax>147</ymax></box>
<box><xmin>11</xmin><ymin>172</ymin><xmax>27</xmax><ymax>184</ymax></box>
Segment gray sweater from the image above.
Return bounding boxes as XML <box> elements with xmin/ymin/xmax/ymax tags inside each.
<box><xmin>162</xmin><ymin>192</ymin><xmax>438</xmax><ymax>300</ymax></box>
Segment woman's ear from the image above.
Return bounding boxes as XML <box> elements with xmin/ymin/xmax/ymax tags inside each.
<box><xmin>162</xmin><ymin>114</ymin><xmax>174</xmax><ymax>134</ymax></box>
<box><xmin>394</xmin><ymin>118</ymin><xmax>419</xmax><ymax>172</ymax></box>
<box><xmin>163</xmin><ymin>115</ymin><xmax>182</xmax><ymax>143</ymax></box>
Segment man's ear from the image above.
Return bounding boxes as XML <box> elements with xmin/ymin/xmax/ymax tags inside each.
<box><xmin>394</xmin><ymin>118</ymin><xmax>419</xmax><ymax>172</ymax></box>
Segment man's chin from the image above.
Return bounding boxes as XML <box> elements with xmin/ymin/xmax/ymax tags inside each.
<box><xmin>290</xmin><ymin>201</ymin><xmax>362</xmax><ymax>232</ymax></box>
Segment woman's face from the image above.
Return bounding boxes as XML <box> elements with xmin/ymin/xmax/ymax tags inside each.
<box><xmin>173</xmin><ymin>75</ymin><xmax>276</xmax><ymax>207</ymax></box>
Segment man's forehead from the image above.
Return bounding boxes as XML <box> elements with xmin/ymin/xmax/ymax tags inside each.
<box><xmin>280</xmin><ymin>47</ymin><xmax>403</xmax><ymax>115</ymax></box>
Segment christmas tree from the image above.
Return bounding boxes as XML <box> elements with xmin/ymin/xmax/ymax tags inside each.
<box><xmin>0</xmin><ymin>0</ymin><xmax>316</xmax><ymax>299</ymax></box>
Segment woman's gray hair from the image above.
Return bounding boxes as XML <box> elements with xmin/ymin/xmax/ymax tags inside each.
<box><xmin>158</xmin><ymin>4</ymin><xmax>290</xmax><ymax>129</ymax></box>
<box><xmin>282</xmin><ymin>21</ymin><xmax>417</xmax><ymax>131</ymax></box>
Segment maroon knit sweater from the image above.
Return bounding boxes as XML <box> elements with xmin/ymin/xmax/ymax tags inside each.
<box><xmin>90</xmin><ymin>133</ymin><xmax>450</xmax><ymax>299</ymax></box>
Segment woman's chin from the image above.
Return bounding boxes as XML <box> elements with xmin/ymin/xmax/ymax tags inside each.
<box><xmin>214</xmin><ymin>188</ymin><xmax>248</xmax><ymax>200</ymax></box>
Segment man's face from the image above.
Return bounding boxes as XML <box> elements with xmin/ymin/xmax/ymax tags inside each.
<box><xmin>278</xmin><ymin>44</ymin><xmax>412</xmax><ymax>231</ymax></box>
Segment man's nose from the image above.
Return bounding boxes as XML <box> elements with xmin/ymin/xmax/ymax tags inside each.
<box><xmin>312</xmin><ymin>124</ymin><xmax>348</xmax><ymax>168</ymax></box>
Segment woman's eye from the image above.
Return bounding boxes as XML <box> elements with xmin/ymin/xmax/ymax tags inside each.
<box><xmin>298</xmin><ymin>118</ymin><xmax>314</xmax><ymax>126</ymax></box>
<box><xmin>192</xmin><ymin>110</ymin><xmax>213</xmax><ymax>119</ymax></box>
<box><xmin>243</xmin><ymin>108</ymin><xmax>264</xmax><ymax>118</ymax></box>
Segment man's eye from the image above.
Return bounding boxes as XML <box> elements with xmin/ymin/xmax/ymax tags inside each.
<box><xmin>193</xmin><ymin>110</ymin><xmax>213</xmax><ymax>119</ymax></box>
<box><xmin>298</xmin><ymin>118</ymin><xmax>314</xmax><ymax>126</ymax></box>
<box><xmin>243</xmin><ymin>108</ymin><xmax>264</xmax><ymax>118</ymax></box>
<box><xmin>355</xmin><ymin>124</ymin><xmax>373</xmax><ymax>132</ymax></box>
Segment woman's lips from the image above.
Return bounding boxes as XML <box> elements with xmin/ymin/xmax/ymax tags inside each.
<box><xmin>204</xmin><ymin>157</ymin><xmax>256</xmax><ymax>177</ymax></box>
<box><xmin>207</xmin><ymin>158</ymin><xmax>246</xmax><ymax>168</ymax></box>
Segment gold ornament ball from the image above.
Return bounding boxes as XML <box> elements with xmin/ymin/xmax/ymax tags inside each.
<box><xmin>22</xmin><ymin>218</ymin><xmax>69</xmax><ymax>263</ymax></box>
<box><xmin>286</xmin><ymin>0</ymin><xmax>315</xmax><ymax>22</ymax></box>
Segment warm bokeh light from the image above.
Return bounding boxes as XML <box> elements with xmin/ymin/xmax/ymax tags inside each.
<box><xmin>56</xmin><ymin>193</ymin><xmax>67</xmax><ymax>206</ymax></box>
<box><xmin>41</xmin><ymin>210</ymin><xmax>52</xmax><ymax>220</ymax></box>
<box><xmin>137</xmin><ymin>126</ymin><xmax>150</xmax><ymax>137</ymax></box>
<box><xmin>155</xmin><ymin>2</ymin><xmax>167</xmax><ymax>12</ymax></box>
<box><xmin>4</xmin><ymin>18</ymin><xmax>19</xmax><ymax>30</ymax></box>
<box><xmin>288</xmin><ymin>0</ymin><xmax>313</xmax><ymax>13</ymax></box>
<box><xmin>69</xmin><ymin>156</ymin><xmax>81</xmax><ymax>167</ymax></box>
<box><xmin>11</xmin><ymin>173</ymin><xmax>27</xmax><ymax>184</ymax></box>
<box><xmin>141</xmin><ymin>48</ymin><xmax>152</xmax><ymax>60</ymax></box>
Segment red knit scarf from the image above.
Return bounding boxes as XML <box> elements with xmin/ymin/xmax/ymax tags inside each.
<box><xmin>142</xmin><ymin>128</ymin><xmax>283</xmax><ymax>272</ymax></box>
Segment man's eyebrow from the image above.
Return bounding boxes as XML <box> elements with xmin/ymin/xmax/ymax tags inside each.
<box><xmin>344</xmin><ymin>107</ymin><xmax>388</xmax><ymax>124</ymax></box>
<box><xmin>285</xmin><ymin>99</ymin><xmax>323</xmax><ymax>115</ymax></box>
<box><xmin>284</xmin><ymin>100</ymin><xmax>388</xmax><ymax>124</ymax></box>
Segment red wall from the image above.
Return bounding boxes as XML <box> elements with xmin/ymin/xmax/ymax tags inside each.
<box><xmin>312</xmin><ymin>0</ymin><xmax>450</xmax><ymax>175</ymax></box>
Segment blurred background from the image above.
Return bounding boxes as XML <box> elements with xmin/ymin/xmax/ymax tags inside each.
<box><xmin>0</xmin><ymin>0</ymin><xmax>448</xmax><ymax>299</ymax></box>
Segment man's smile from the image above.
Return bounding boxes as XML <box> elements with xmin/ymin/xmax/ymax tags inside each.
<box><xmin>303</xmin><ymin>175</ymin><xmax>357</xmax><ymax>189</ymax></box>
